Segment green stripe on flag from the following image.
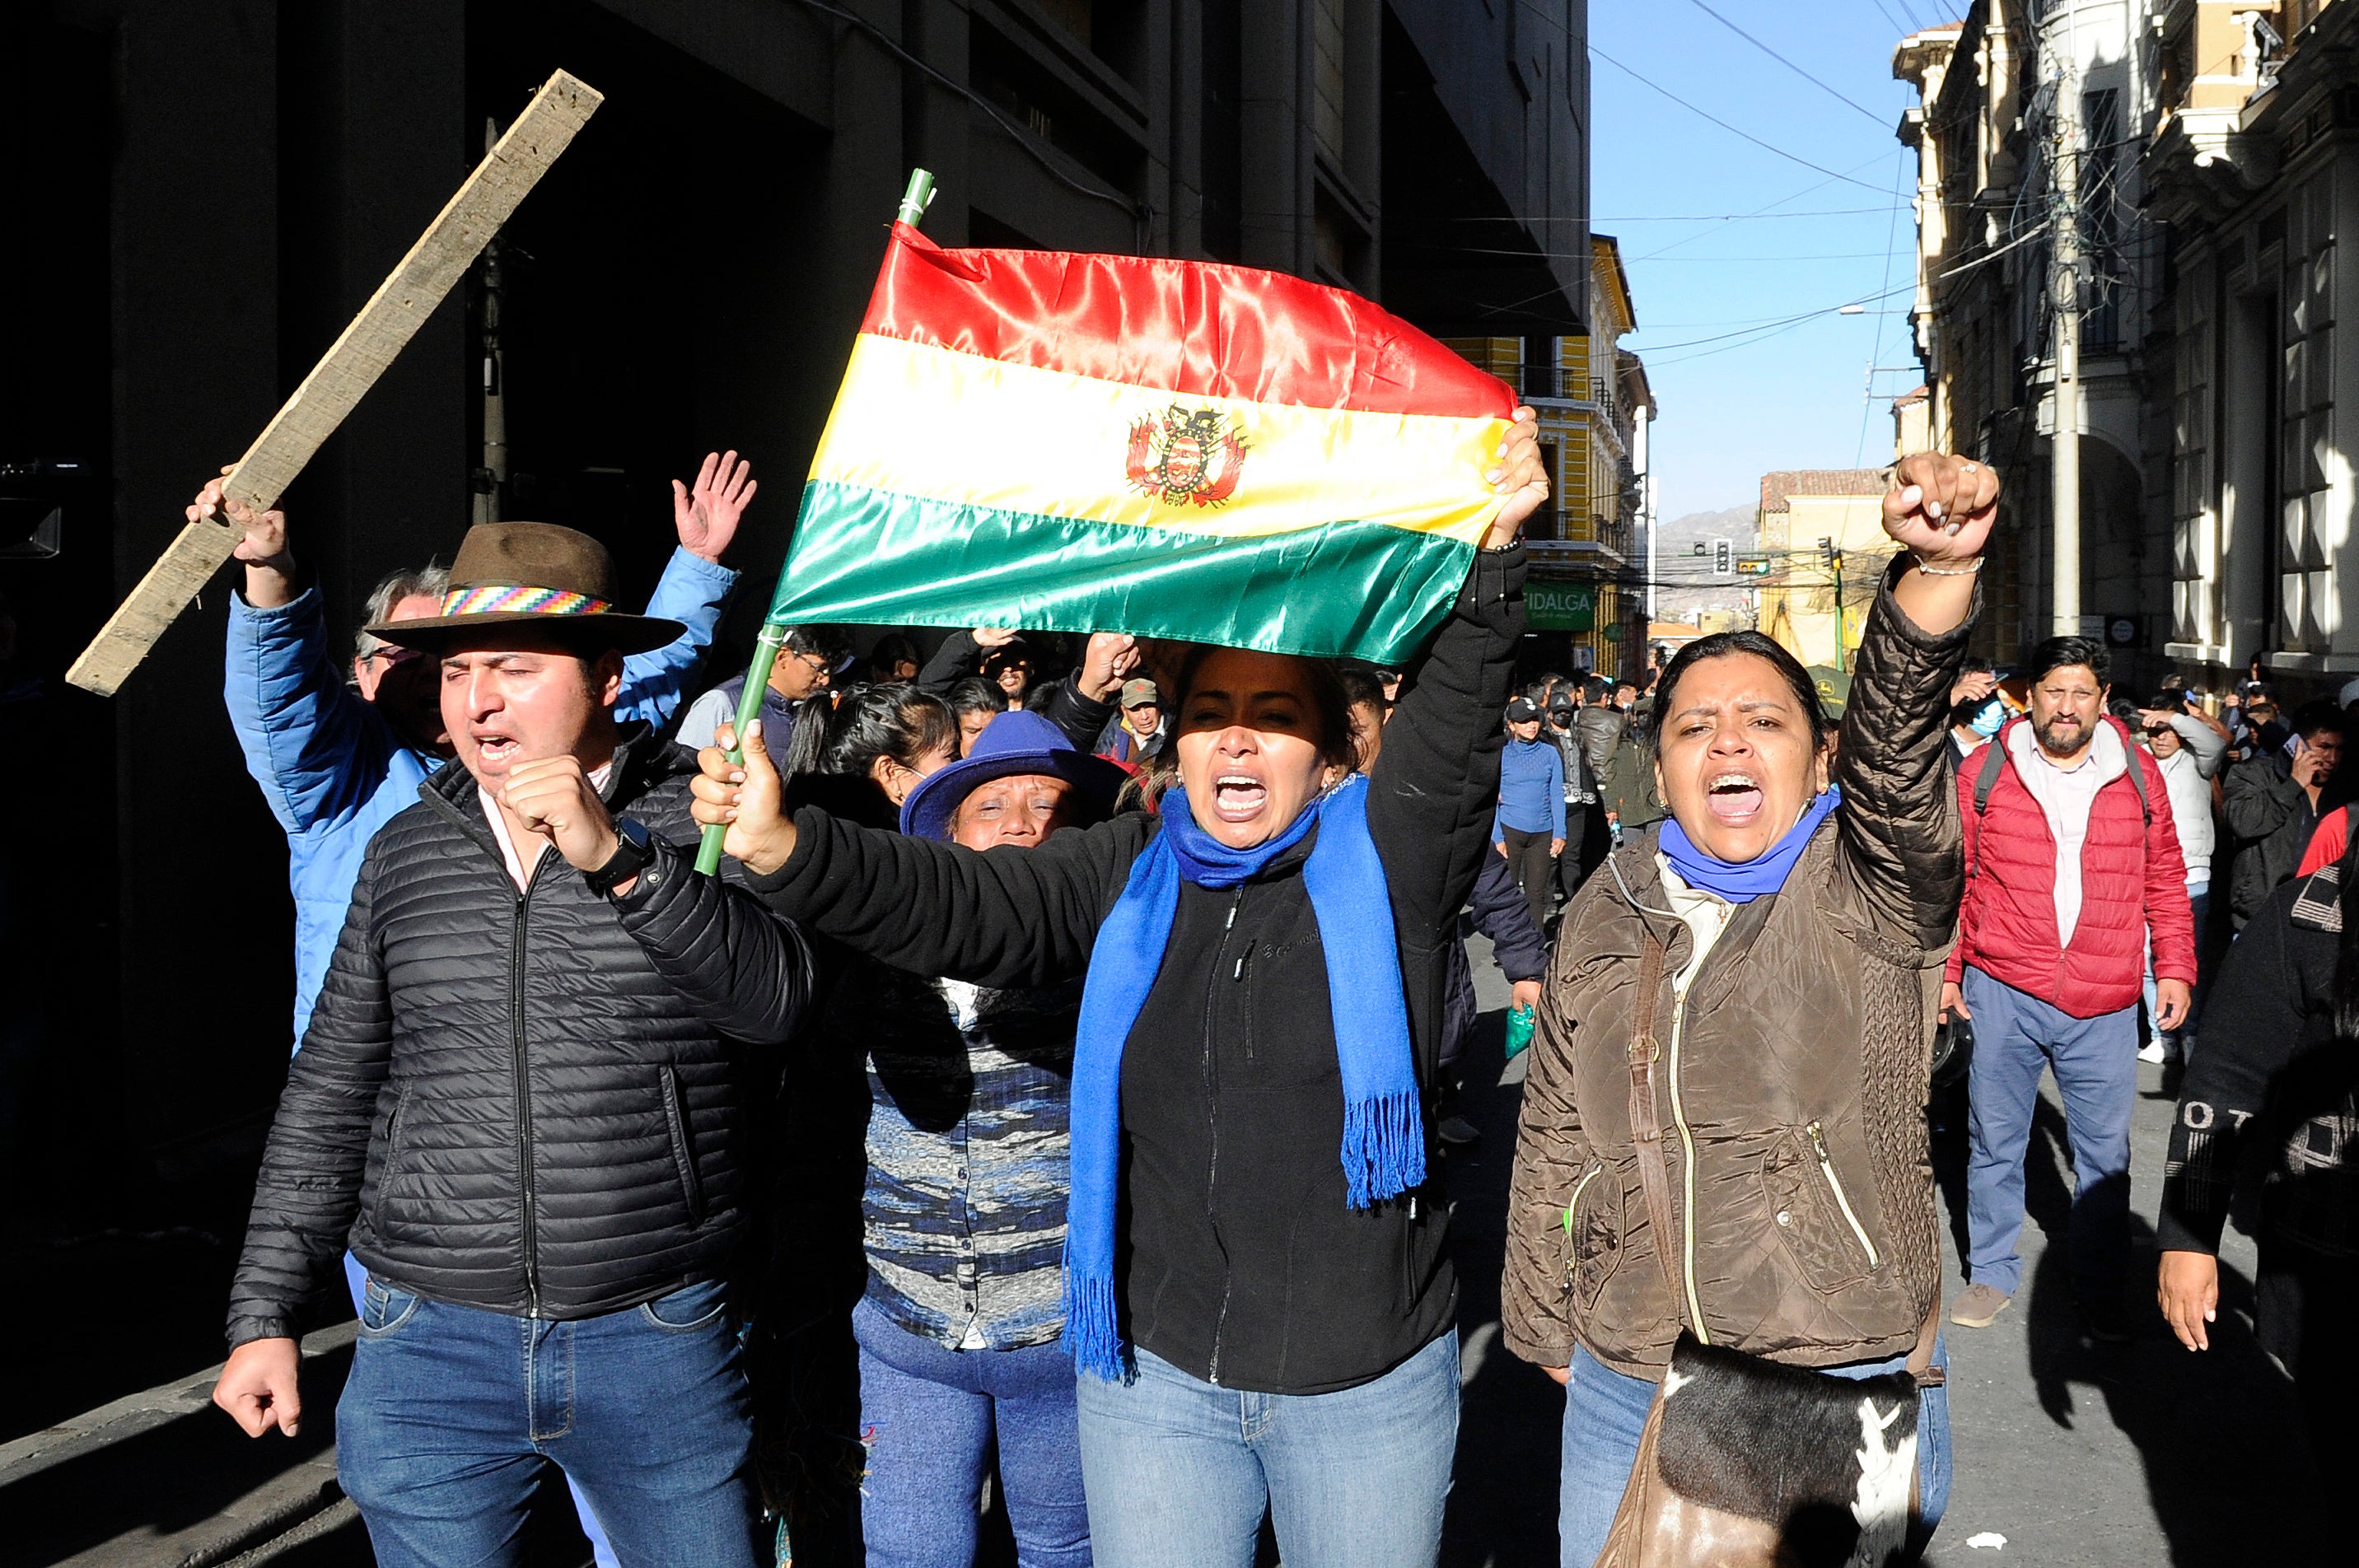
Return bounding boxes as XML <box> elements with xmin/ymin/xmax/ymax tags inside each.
<box><xmin>768</xmin><ymin>481</ymin><xmax>1479</xmax><ymax>665</ymax></box>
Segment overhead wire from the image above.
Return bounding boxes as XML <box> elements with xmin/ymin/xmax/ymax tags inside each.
<box><xmin>1589</xmin><ymin>42</ymin><xmax>1896</xmax><ymax>194</ymax></box>
<box><xmin>1678</xmin><ymin>0</ymin><xmax>1895</xmax><ymax>126</ymax></box>
<box><xmin>1856</xmin><ymin>144</ymin><xmax>1913</xmax><ymax>466</ymax></box>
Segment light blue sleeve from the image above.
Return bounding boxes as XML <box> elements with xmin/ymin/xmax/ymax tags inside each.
<box><xmin>224</xmin><ymin>585</ymin><xmax>399</xmax><ymax>835</ymax></box>
<box><xmin>617</xmin><ymin>547</ymin><xmax>738</xmax><ymax>730</ymax></box>
<box><xmin>1547</xmin><ymin>745</ymin><xmax>1567</xmax><ymax>839</ymax></box>
<box><xmin>674</xmin><ymin>686</ymin><xmax>736</xmax><ymax>754</ymax></box>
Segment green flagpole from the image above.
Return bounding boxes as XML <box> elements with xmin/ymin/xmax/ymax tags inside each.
<box><xmin>694</xmin><ymin>166</ymin><xmax>936</xmax><ymax>876</ymax></box>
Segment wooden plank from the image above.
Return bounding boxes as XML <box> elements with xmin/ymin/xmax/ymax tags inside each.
<box><xmin>66</xmin><ymin>68</ymin><xmax>604</xmax><ymax>696</ymax></box>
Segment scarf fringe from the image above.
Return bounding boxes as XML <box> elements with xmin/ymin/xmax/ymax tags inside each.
<box><xmin>1062</xmin><ymin>1267</ymin><xmax>1128</xmax><ymax>1380</ymax></box>
<box><xmin>1342</xmin><ymin>1087</ymin><xmax>1427</xmax><ymax>1208</ymax></box>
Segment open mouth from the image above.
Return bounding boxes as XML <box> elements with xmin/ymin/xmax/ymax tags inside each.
<box><xmin>1704</xmin><ymin>771</ymin><xmax>1763</xmax><ymax>826</ymax></box>
<box><xmin>1211</xmin><ymin>772</ymin><xmax>1268</xmax><ymax>823</ymax></box>
<box><xmin>472</xmin><ymin>731</ymin><xmax>521</xmax><ymax>768</ymax></box>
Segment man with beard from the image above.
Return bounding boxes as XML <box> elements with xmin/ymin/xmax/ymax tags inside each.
<box><xmin>1941</xmin><ymin>637</ymin><xmax>2197</xmax><ymax>1341</ymax></box>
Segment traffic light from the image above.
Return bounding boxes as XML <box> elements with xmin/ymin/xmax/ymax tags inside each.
<box><xmin>1819</xmin><ymin>537</ymin><xmax>1837</xmax><ymax>567</ymax></box>
<box><xmin>1712</xmin><ymin>538</ymin><xmax>1733</xmax><ymax>577</ymax></box>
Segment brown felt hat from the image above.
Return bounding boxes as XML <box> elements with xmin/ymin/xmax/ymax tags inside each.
<box><xmin>366</xmin><ymin>522</ymin><xmax>686</xmax><ymax>656</ymax></box>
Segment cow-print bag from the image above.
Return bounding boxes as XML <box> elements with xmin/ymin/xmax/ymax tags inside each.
<box><xmin>1595</xmin><ymin>934</ymin><xmax>1940</xmax><ymax>1568</ymax></box>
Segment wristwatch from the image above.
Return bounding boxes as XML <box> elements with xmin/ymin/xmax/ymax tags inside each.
<box><xmin>585</xmin><ymin>817</ymin><xmax>656</xmax><ymax>899</ymax></box>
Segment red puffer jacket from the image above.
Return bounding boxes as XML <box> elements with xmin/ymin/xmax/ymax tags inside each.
<box><xmin>1946</xmin><ymin>716</ymin><xmax>2196</xmax><ymax>1017</ymax></box>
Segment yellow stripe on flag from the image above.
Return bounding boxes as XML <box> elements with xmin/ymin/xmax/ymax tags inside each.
<box><xmin>809</xmin><ymin>334</ymin><xmax>1508</xmax><ymax>544</ymax></box>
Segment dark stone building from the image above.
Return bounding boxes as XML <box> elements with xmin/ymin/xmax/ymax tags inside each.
<box><xmin>1</xmin><ymin>0</ymin><xmax>1585</xmax><ymax>1413</ymax></box>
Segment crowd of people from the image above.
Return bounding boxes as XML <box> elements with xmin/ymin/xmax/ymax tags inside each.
<box><xmin>184</xmin><ymin>428</ymin><xmax>2351</xmax><ymax>1568</ymax></box>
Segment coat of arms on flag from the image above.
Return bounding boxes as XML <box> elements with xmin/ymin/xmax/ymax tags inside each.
<box><xmin>1126</xmin><ymin>406</ymin><xmax>1249</xmax><ymax>509</ymax></box>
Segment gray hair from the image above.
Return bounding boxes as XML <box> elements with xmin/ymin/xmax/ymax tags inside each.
<box><xmin>355</xmin><ymin>565</ymin><xmax>451</xmax><ymax>660</ymax></box>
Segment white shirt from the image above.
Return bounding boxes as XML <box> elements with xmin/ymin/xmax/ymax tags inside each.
<box><xmin>1656</xmin><ymin>859</ymin><xmax>1736</xmax><ymax>998</ymax></box>
<box><xmin>2002</xmin><ymin>721</ymin><xmax>2126</xmax><ymax>946</ymax></box>
<box><xmin>480</xmin><ymin>762</ymin><xmax>615</xmax><ymax>892</ymax></box>
<box><xmin>2153</xmin><ymin>715</ymin><xmax>2226</xmax><ymax>886</ymax></box>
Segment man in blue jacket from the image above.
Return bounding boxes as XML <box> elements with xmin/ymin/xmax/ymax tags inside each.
<box><xmin>212</xmin><ymin>454</ymin><xmax>750</xmax><ymax>1050</ymax></box>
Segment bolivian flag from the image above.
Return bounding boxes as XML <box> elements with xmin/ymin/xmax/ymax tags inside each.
<box><xmin>768</xmin><ymin>223</ymin><xmax>1516</xmax><ymax>664</ymax></box>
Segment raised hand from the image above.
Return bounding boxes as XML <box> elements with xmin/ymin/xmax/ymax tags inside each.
<box><xmin>1484</xmin><ymin>408</ymin><xmax>1549</xmax><ymax>548</ymax></box>
<box><xmin>971</xmin><ymin>628</ymin><xmax>1021</xmax><ymax>650</ymax></box>
<box><xmin>194</xmin><ymin>465</ymin><xmax>300</xmax><ymax>609</ymax></box>
<box><xmin>673</xmin><ymin>450</ymin><xmax>756</xmax><ymax>563</ymax></box>
<box><xmin>1077</xmin><ymin>632</ymin><xmax>1141</xmax><ymax>701</ymax></box>
<box><xmin>1883</xmin><ymin>452</ymin><xmax>2000</xmax><ymax>566</ymax></box>
<box><xmin>1950</xmin><ymin>670</ymin><xmax>1999</xmax><ymax>709</ymax></box>
<box><xmin>691</xmin><ymin>720</ymin><xmax>797</xmax><ymax>876</ymax></box>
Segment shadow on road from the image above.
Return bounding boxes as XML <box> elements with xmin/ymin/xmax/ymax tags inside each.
<box><xmin>1935</xmin><ymin>1091</ymin><xmax>2333</xmax><ymax>1565</ymax></box>
<box><xmin>1440</xmin><ymin>1010</ymin><xmax>1562</xmax><ymax>1568</ymax></box>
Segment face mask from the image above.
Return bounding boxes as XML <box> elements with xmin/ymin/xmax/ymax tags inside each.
<box><xmin>1968</xmin><ymin>698</ymin><xmax>2005</xmax><ymax>739</ymax></box>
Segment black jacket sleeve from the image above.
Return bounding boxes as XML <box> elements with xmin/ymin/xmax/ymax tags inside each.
<box><xmin>1366</xmin><ymin>545</ymin><xmax>1525</xmax><ymax>936</ymax></box>
<box><xmin>918</xmin><ymin>630</ymin><xmax>985</xmax><ymax>691</ymax></box>
<box><xmin>1834</xmin><ymin>561</ymin><xmax>1978</xmax><ymax>950</ymax></box>
<box><xmin>746</xmin><ymin>810</ymin><xmax>1153</xmax><ymax>988</ymax></box>
<box><xmin>2223</xmin><ymin>754</ymin><xmax>2301</xmax><ymax>844</ymax></box>
<box><xmin>1469</xmin><ymin>852</ymin><xmax>1548</xmax><ymax>982</ymax></box>
<box><xmin>1035</xmin><ymin>673</ymin><xmax>1119</xmax><ymax>754</ymax></box>
<box><xmin>614</xmin><ymin>836</ymin><xmax>813</xmax><ymax>1044</ymax></box>
<box><xmin>227</xmin><ymin>850</ymin><xmax>395</xmax><ymax>1347</ymax></box>
<box><xmin>2158</xmin><ymin>877</ymin><xmax>2318</xmax><ymax>1253</ymax></box>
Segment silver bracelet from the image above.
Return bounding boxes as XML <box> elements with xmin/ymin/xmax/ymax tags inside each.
<box><xmin>1913</xmin><ymin>553</ymin><xmax>1983</xmax><ymax>576</ymax></box>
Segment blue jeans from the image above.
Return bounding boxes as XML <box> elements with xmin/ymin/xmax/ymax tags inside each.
<box><xmin>1557</xmin><ymin>1339</ymin><xmax>1950</xmax><ymax>1568</ymax></box>
<box><xmin>337</xmin><ymin>1276</ymin><xmax>764</xmax><ymax>1568</ymax></box>
<box><xmin>2143</xmin><ymin>881</ymin><xmax>2209</xmax><ymax>1048</ymax></box>
<box><xmin>853</xmin><ymin>1296</ymin><xmax>1091</xmax><ymax>1567</ymax></box>
<box><xmin>1962</xmin><ymin>966</ymin><xmax>2138</xmax><ymax>1300</ymax></box>
<box><xmin>340</xmin><ymin>1256</ymin><xmax>620</xmax><ymax>1567</ymax></box>
<box><xmin>1072</xmin><ymin>1329</ymin><xmax>1460</xmax><ymax>1568</ymax></box>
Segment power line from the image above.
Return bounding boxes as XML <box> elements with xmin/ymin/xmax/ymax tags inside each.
<box><xmin>1631</xmin><ymin>154</ymin><xmax>1902</xmax><ymax>263</ymax></box>
<box><xmin>1857</xmin><ymin>146</ymin><xmax>1913</xmax><ymax>467</ymax></box>
<box><xmin>1629</xmin><ymin>281</ymin><xmax>1916</xmax><ymax>353</ymax></box>
<box><xmin>1679</xmin><ymin>0</ymin><xmax>1894</xmax><ymax>126</ymax></box>
<box><xmin>1589</xmin><ymin>43</ymin><xmax>1894</xmax><ymax>194</ymax></box>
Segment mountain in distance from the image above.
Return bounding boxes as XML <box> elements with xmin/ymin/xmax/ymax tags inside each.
<box><xmin>1647</xmin><ymin>504</ymin><xmax>1756</xmax><ymax>625</ymax></box>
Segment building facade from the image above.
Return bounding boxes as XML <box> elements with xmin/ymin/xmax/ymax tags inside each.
<box><xmin>1444</xmin><ymin>235</ymin><xmax>1654</xmax><ymax>676</ymax></box>
<box><xmin>2148</xmin><ymin>0</ymin><xmax>2359</xmax><ymax>691</ymax></box>
<box><xmin>1</xmin><ymin>0</ymin><xmax>1589</xmax><ymax>1231</ymax></box>
<box><xmin>1754</xmin><ymin>469</ymin><xmax>1898</xmax><ymax>672</ymax></box>
<box><xmin>1894</xmin><ymin>0</ymin><xmax>2173</xmax><ymax>676</ymax></box>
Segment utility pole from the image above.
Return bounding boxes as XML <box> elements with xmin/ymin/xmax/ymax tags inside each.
<box><xmin>2050</xmin><ymin>71</ymin><xmax>2082</xmax><ymax>637</ymax></box>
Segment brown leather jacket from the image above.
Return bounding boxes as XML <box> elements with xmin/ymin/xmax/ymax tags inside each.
<box><xmin>1503</xmin><ymin>567</ymin><xmax>1972</xmax><ymax>1379</ymax></box>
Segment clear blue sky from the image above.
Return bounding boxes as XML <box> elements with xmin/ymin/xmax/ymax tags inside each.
<box><xmin>1593</xmin><ymin>0</ymin><xmax>1936</xmax><ymax>520</ymax></box>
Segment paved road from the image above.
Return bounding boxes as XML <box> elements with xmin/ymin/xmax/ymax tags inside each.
<box><xmin>1444</xmin><ymin>937</ymin><xmax>2332</xmax><ymax>1566</ymax></box>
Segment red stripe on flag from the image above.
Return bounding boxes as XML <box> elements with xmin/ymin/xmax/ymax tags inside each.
<box><xmin>858</xmin><ymin>223</ymin><xmax>1516</xmax><ymax>418</ymax></box>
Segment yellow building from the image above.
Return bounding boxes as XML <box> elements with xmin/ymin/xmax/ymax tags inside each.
<box><xmin>1755</xmin><ymin>469</ymin><xmax>1898</xmax><ymax>671</ymax></box>
<box><xmin>1443</xmin><ymin>236</ymin><xmax>1652</xmax><ymax>675</ymax></box>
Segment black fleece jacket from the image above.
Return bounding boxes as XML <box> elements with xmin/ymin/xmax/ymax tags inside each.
<box><xmin>746</xmin><ymin>547</ymin><xmax>1525</xmax><ymax>1393</ymax></box>
<box><xmin>2160</xmin><ymin>866</ymin><xmax>2359</xmax><ymax>1258</ymax></box>
<box><xmin>228</xmin><ymin>730</ymin><xmax>812</xmax><ymax>1347</ymax></box>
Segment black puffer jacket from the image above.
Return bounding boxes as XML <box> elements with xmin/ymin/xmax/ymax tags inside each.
<box><xmin>227</xmin><ymin>730</ymin><xmax>812</xmax><ymax>1347</ymax></box>
<box><xmin>745</xmin><ymin>548</ymin><xmax>1524</xmax><ymax>1393</ymax></box>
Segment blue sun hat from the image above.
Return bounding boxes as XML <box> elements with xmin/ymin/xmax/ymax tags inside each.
<box><xmin>899</xmin><ymin>708</ymin><xmax>1131</xmax><ymax>842</ymax></box>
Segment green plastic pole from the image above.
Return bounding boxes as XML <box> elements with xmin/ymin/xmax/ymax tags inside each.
<box><xmin>694</xmin><ymin>168</ymin><xmax>936</xmax><ymax>875</ymax></box>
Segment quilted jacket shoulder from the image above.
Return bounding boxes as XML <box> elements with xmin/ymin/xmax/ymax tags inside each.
<box><xmin>227</xmin><ymin>732</ymin><xmax>811</xmax><ymax>1346</ymax></box>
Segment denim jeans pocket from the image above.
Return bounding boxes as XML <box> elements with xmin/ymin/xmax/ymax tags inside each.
<box><xmin>357</xmin><ymin>1276</ymin><xmax>422</xmax><ymax>1337</ymax></box>
<box><xmin>638</xmin><ymin>1278</ymin><xmax>731</xmax><ymax>1332</ymax></box>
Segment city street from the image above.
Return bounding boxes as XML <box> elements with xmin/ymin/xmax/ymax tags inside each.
<box><xmin>1443</xmin><ymin>941</ymin><xmax>2333</xmax><ymax>1567</ymax></box>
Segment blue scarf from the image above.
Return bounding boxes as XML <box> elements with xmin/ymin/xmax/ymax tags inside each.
<box><xmin>1656</xmin><ymin>786</ymin><xmax>1841</xmax><ymax>903</ymax></box>
<box><xmin>1063</xmin><ymin>772</ymin><xmax>1422</xmax><ymax>1379</ymax></box>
